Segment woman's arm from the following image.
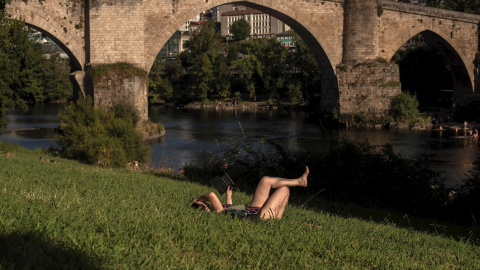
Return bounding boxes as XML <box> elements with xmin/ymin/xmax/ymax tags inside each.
<box><xmin>194</xmin><ymin>192</ymin><xmax>224</xmax><ymax>213</ymax></box>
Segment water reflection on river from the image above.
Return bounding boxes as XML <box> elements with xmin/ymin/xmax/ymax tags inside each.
<box><xmin>1</xmin><ymin>103</ymin><xmax>478</xmax><ymax>188</ymax></box>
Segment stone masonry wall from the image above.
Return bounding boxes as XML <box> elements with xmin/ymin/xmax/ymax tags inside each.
<box><xmin>336</xmin><ymin>61</ymin><xmax>401</xmax><ymax>116</ymax></box>
<box><xmin>91</xmin><ymin>74</ymin><xmax>149</xmax><ymax>123</ymax></box>
<box><xmin>89</xmin><ymin>0</ymin><xmax>145</xmax><ymax>68</ymax></box>
<box><xmin>143</xmin><ymin>0</ymin><xmax>345</xmax><ymax>72</ymax></box>
<box><xmin>6</xmin><ymin>0</ymin><xmax>86</xmax><ymax>69</ymax></box>
<box><xmin>342</xmin><ymin>0</ymin><xmax>378</xmax><ymax>64</ymax></box>
<box><xmin>378</xmin><ymin>1</ymin><xmax>480</xmax><ymax>96</ymax></box>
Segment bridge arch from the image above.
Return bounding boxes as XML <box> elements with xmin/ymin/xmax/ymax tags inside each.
<box><xmin>144</xmin><ymin>0</ymin><xmax>342</xmax><ymax>92</ymax></box>
<box><xmin>6</xmin><ymin>3</ymin><xmax>84</xmax><ymax>70</ymax></box>
<box><xmin>392</xmin><ymin>30</ymin><xmax>473</xmax><ymax>101</ymax></box>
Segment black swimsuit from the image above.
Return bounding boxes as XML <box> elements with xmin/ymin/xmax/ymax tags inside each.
<box><xmin>223</xmin><ymin>204</ymin><xmax>261</xmax><ymax>220</ymax></box>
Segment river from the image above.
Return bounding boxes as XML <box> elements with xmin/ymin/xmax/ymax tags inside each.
<box><xmin>1</xmin><ymin>103</ymin><xmax>478</xmax><ymax>188</ymax></box>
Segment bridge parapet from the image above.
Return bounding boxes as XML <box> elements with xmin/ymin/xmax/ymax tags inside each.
<box><xmin>381</xmin><ymin>1</ymin><xmax>480</xmax><ymax>23</ymax></box>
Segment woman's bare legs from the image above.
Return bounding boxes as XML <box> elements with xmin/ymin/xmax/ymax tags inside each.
<box><xmin>249</xmin><ymin>166</ymin><xmax>309</xmax><ymax>209</ymax></box>
<box><xmin>259</xmin><ymin>186</ymin><xmax>290</xmax><ymax>219</ymax></box>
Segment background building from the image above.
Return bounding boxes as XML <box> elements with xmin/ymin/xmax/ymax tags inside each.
<box><xmin>212</xmin><ymin>4</ymin><xmax>247</xmax><ymax>22</ymax></box>
<box><xmin>220</xmin><ymin>7</ymin><xmax>290</xmax><ymax>39</ymax></box>
<box><xmin>158</xmin><ymin>31</ymin><xmax>191</xmax><ymax>59</ymax></box>
<box><xmin>158</xmin><ymin>4</ymin><xmax>291</xmax><ymax>59</ymax></box>
<box><xmin>28</xmin><ymin>29</ymin><xmax>68</xmax><ymax>59</ymax></box>
<box><xmin>276</xmin><ymin>31</ymin><xmax>295</xmax><ymax>49</ymax></box>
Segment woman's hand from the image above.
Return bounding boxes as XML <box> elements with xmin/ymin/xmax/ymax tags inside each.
<box><xmin>226</xmin><ymin>186</ymin><xmax>233</xmax><ymax>205</ymax></box>
<box><xmin>226</xmin><ymin>186</ymin><xmax>233</xmax><ymax>197</ymax></box>
<box><xmin>194</xmin><ymin>192</ymin><xmax>223</xmax><ymax>213</ymax></box>
<box><xmin>192</xmin><ymin>198</ymin><xmax>211</xmax><ymax>212</ymax></box>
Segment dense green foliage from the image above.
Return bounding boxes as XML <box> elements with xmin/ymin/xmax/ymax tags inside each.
<box><xmin>41</xmin><ymin>54</ymin><xmax>73</xmax><ymax>102</ymax></box>
<box><xmin>453</xmin><ymin>156</ymin><xmax>480</xmax><ymax>223</ymax></box>
<box><xmin>55</xmin><ymin>98</ymin><xmax>149</xmax><ymax>168</ymax></box>
<box><xmin>0</xmin><ymin>11</ymin><xmax>73</xmax><ymax>130</ymax></box>
<box><xmin>229</xmin><ymin>19</ymin><xmax>250</xmax><ymax>42</ymax></box>
<box><xmin>86</xmin><ymin>62</ymin><xmax>148</xmax><ymax>85</ymax></box>
<box><xmin>313</xmin><ymin>139</ymin><xmax>446</xmax><ymax>216</ymax></box>
<box><xmin>149</xmin><ymin>60</ymin><xmax>186</xmax><ymax>104</ymax></box>
<box><xmin>1</xmin><ymin>145</ymin><xmax>479</xmax><ymax>269</ymax></box>
<box><xmin>149</xmin><ymin>26</ymin><xmax>321</xmax><ymax>106</ymax></box>
<box><xmin>428</xmin><ymin>0</ymin><xmax>480</xmax><ymax>14</ymax></box>
<box><xmin>389</xmin><ymin>92</ymin><xmax>420</xmax><ymax>123</ymax></box>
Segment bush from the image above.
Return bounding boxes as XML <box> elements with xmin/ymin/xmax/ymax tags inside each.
<box><xmin>184</xmin><ymin>123</ymin><xmax>448</xmax><ymax>218</ymax></box>
<box><xmin>450</xmin><ymin>157</ymin><xmax>480</xmax><ymax>223</ymax></box>
<box><xmin>0</xmin><ymin>142</ymin><xmax>25</xmax><ymax>153</ymax></box>
<box><xmin>55</xmin><ymin>98</ymin><xmax>149</xmax><ymax>168</ymax></box>
<box><xmin>389</xmin><ymin>92</ymin><xmax>420</xmax><ymax>123</ymax></box>
<box><xmin>312</xmin><ymin>139</ymin><xmax>447</xmax><ymax>215</ymax></box>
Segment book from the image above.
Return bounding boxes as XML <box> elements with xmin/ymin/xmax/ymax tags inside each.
<box><xmin>210</xmin><ymin>172</ymin><xmax>237</xmax><ymax>195</ymax></box>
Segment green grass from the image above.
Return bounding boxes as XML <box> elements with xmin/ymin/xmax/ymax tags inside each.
<box><xmin>1</xmin><ymin>147</ymin><xmax>479</xmax><ymax>269</ymax></box>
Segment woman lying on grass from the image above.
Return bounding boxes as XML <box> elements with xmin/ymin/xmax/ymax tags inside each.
<box><xmin>191</xmin><ymin>166</ymin><xmax>309</xmax><ymax>220</ymax></box>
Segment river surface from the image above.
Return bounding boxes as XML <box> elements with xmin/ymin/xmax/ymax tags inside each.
<box><xmin>1</xmin><ymin>103</ymin><xmax>478</xmax><ymax>188</ymax></box>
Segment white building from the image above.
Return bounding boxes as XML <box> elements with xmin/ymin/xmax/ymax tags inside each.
<box><xmin>212</xmin><ymin>4</ymin><xmax>247</xmax><ymax>22</ymax></box>
<box><xmin>221</xmin><ymin>8</ymin><xmax>290</xmax><ymax>39</ymax></box>
<box><xmin>158</xmin><ymin>4</ymin><xmax>291</xmax><ymax>58</ymax></box>
<box><xmin>178</xmin><ymin>14</ymin><xmax>201</xmax><ymax>32</ymax></box>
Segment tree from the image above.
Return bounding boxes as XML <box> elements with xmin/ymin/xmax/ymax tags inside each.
<box><xmin>428</xmin><ymin>0</ymin><xmax>480</xmax><ymax>14</ymax></box>
<box><xmin>149</xmin><ymin>59</ymin><xmax>184</xmax><ymax>103</ymax></box>
<box><xmin>286</xmin><ymin>31</ymin><xmax>321</xmax><ymax>105</ymax></box>
<box><xmin>230</xmin><ymin>19</ymin><xmax>251</xmax><ymax>42</ymax></box>
<box><xmin>212</xmin><ymin>53</ymin><xmax>232</xmax><ymax>98</ymax></box>
<box><xmin>0</xmin><ymin>9</ymin><xmax>73</xmax><ymax>129</ymax></box>
<box><xmin>0</xmin><ymin>11</ymin><xmax>45</xmax><ymax>129</ymax></box>
<box><xmin>190</xmin><ymin>54</ymin><xmax>214</xmax><ymax>102</ymax></box>
<box><xmin>178</xmin><ymin>22</ymin><xmax>234</xmax><ymax>102</ymax></box>
<box><xmin>149</xmin><ymin>76</ymin><xmax>174</xmax><ymax>104</ymax></box>
<box><xmin>232</xmin><ymin>54</ymin><xmax>262</xmax><ymax>101</ymax></box>
<box><xmin>42</xmin><ymin>54</ymin><xmax>73</xmax><ymax>102</ymax></box>
<box><xmin>260</xmin><ymin>38</ymin><xmax>288</xmax><ymax>99</ymax></box>
<box><xmin>182</xmin><ymin>21</ymin><xmax>221</xmax><ymax>64</ymax></box>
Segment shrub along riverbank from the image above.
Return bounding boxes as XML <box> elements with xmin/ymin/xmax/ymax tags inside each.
<box><xmin>1</xmin><ymin>143</ymin><xmax>479</xmax><ymax>269</ymax></box>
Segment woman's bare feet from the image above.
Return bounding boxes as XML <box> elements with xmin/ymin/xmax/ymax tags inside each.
<box><xmin>299</xmin><ymin>166</ymin><xmax>309</xmax><ymax>187</ymax></box>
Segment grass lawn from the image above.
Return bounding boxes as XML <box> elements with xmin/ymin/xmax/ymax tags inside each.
<box><xmin>1</xmin><ymin>147</ymin><xmax>479</xmax><ymax>269</ymax></box>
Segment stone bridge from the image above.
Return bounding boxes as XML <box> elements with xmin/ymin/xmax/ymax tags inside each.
<box><xmin>5</xmin><ymin>0</ymin><xmax>480</xmax><ymax>121</ymax></box>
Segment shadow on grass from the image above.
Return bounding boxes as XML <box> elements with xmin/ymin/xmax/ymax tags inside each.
<box><xmin>289</xmin><ymin>195</ymin><xmax>480</xmax><ymax>246</ymax></box>
<box><xmin>173</xmin><ymin>169</ymin><xmax>480</xmax><ymax>246</ymax></box>
<box><xmin>158</xmin><ymin>165</ymin><xmax>480</xmax><ymax>246</ymax></box>
<box><xmin>0</xmin><ymin>231</ymin><xmax>101</xmax><ymax>269</ymax></box>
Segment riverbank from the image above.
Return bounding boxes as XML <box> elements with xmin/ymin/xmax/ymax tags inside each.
<box><xmin>0</xmin><ymin>127</ymin><xmax>41</xmax><ymax>133</ymax></box>
<box><xmin>179</xmin><ymin>99</ymin><xmax>307</xmax><ymax>111</ymax></box>
<box><xmin>1</xmin><ymin>145</ymin><xmax>479</xmax><ymax>269</ymax></box>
